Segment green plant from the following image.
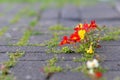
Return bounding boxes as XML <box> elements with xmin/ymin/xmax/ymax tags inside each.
<box><xmin>16</xmin><ymin>29</ymin><xmax>32</xmax><ymax>46</ymax></box>
<box><xmin>49</xmin><ymin>24</ymin><xmax>71</xmax><ymax>31</ymax></box>
<box><xmin>61</xmin><ymin>46</ymin><xmax>74</xmax><ymax>53</ymax></box>
<box><xmin>43</xmin><ymin>57</ymin><xmax>63</xmax><ymax>75</ymax></box>
<box><xmin>101</xmin><ymin>27</ymin><xmax>120</xmax><ymax>41</ymax></box>
<box><xmin>0</xmin><ymin>52</ymin><xmax>25</xmax><ymax>80</ymax></box>
<box><xmin>0</xmin><ymin>27</ymin><xmax>8</xmax><ymax>37</ymax></box>
<box><xmin>31</xmin><ymin>31</ymin><xmax>42</xmax><ymax>35</ymax></box>
<box><xmin>10</xmin><ymin>15</ymin><xmax>20</xmax><ymax>24</ymax></box>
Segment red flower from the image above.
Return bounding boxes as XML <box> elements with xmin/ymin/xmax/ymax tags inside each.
<box><xmin>83</xmin><ymin>23</ymin><xmax>90</xmax><ymax>32</ymax></box>
<box><xmin>70</xmin><ymin>32</ymin><xmax>80</xmax><ymax>42</ymax></box>
<box><xmin>74</xmin><ymin>24</ymin><xmax>82</xmax><ymax>31</ymax></box>
<box><xmin>95</xmin><ymin>72</ymin><xmax>102</xmax><ymax>78</ymax></box>
<box><xmin>89</xmin><ymin>20</ymin><xmax>97</xmax><ymax>29</ymax></box>
<box><xmin>59</xmin><ymin>36</ymin><xmax>70</xmax><ymax>45</ymax></box>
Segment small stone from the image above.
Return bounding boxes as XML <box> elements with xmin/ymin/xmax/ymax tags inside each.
<box><xmin>25</xmin><ymin>75</ymin><xmax>32</xmax><ymax>80</ymax></box>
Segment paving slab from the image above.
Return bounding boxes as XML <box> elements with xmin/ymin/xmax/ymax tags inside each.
<box><xmin>100</xmin><ymin>41</ymin><xmax>120</xmax><ymax>46</ymax></box>
<box><xmin>104</xmin><ymin>71</ymin><xmax>120</xmax><ymax>80</ymax></box>
<box><xmin>0</xmin><ymin>24</ymin><xmax>29</xmax><ymax>45</ymax></box>
<box><xmin>96</xmin><ymin>45</ymin><xmax>120</xmax><ymax>53</ymax></box>
<box><xmin>0</xmin><ymin>46</ymin><xmax>46</xmax><ymax>53</ymax></box>
<box><xmin>28</xmin><ymin>34</ymin><xmax>52</xmax><ymax>44</ymax></box>
<box><xmin>61</xmin><ymin>5</ymin><xmax>80</xmax><ymax>20</ymax></box>
<box><xmin>11</xmin><ymin>61</ymin><xmax>45</xmax><ymax>80</ymax></box>
<box><xmin>19</xmin><ymin>53</ymin><xmax>82</xmax><ymax>61</ymax></box>
<box><xmin>50</xmin><ymin>72</ymin><xmax>89</xmax><ymax>80</ymax></box>
<box><xmin>40</xmin><ymin>8</ymin><xmax>60</xmax><ymax>20</ymax></box>
<box><xmin>97</xmin><ymin>20</ymin><xmax>120</xmax><ymax>27</ymax></box>
<box><xmin>60</xmin><ymin>19</ymin><xmax>80</xmax><ymax>27</ymax></box>
<box><xmin>0</xmin><ymin>53</ymin><xmax>8</xmax><ymax>63</ymax></box>
<box><xmin>80</xmin><ymin>3</ymin><xmax>120</xmax><ymax>20</ymax></box>
<box><xmin>102</xmin><ymin>61</ymin><xmax>120</xmax><ymax>71</ymax></box>
<box><xmin>115</xmin><ymin>1</ymin><xmax>120</xmax><ymax>14</ymax></box>
<box><xmin>37</xmin><ymin>20</ymin><xmax>58</xmax><ymax>33</ymax></box>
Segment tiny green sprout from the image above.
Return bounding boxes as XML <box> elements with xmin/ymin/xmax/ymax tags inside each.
<box><xmin>61</xmin><ymin>46</ymin><xmax>74</xmax><ymax>53</ymax></box>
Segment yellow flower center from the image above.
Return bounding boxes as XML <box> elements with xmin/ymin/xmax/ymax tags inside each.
<box><xmin>78</xmin><ymin>30</ymin><xmax>86</xmax><ymax>40</ymax></box>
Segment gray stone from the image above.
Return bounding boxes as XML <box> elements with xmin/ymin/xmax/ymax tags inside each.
<box><xmin>40</xmin><ymin>8</ymin><xmax>60</xmax><ymax>19</ymax></box>
<box><xmin>19</xmin><ymin>53</ymin><xmax>82</xmax><ymax>61</ymax></box>
<box><xmin>50</xmin><ymin>72</ymin><xmax>89</xmax><ymax>80</ymax></box>
<box><xmin>97</xmin><ymin>20</ymin><xmax>120</xmax><ymax>27</ymax></box>
<box><xmin>99</xmin><ymin>52</ymin><xmax>120</xmax><ymax>61</ymax></box>
<box><xmin>0</xmin><ymin>46</ymin><xmax>46</xmax><ymax>53</ymax></box>
<box><xmin>96</xmin><ymin>45</ymin><xmax>120</xmax><ymax>53</ymax></box>
<box><xmin>60</xmin><ymin>19</ymin><xmax>80</xmax><ymax>27</ymax></box>
<box><xmin>28</xmin><ymin>34</ymin><xmax>52</xmax><ymax>44</ymax></box>
<box><xmin>36</xmin><ymin>20</ymin><xmax>58</xmax><ymax>33</ymax></box>
<box><xmin>38</xmin><ymin>20</ymin><xmax>58</xmax><ymax>28</ymax></box>
<box><xmin>19</xmin><ymin>53</ymin><xmax>53</xmax><ymax>61</ymax></box>
<box><xmin>11</xmin><ymin>61</ymin><xmax>46</xmax><ymax>80</ymax></box>
<box><xmin>102</xmin><ymin>61</ymin><xmax>120</xmax><ymax>71</ymax></box>
<box><xmin>100</xmin><ymin>41</ymin><xmax>120</xmax><ymax>46</ymax></box>
<box><xmin>115</xmin><ymin>1</ymin><xmax>120</xmax><ymax>14</ymax></box>
<box><xmin>61</xmin><ymin>5</ymin><xmax>80</xmax><ymax>20</ymax></box>
<box><xmin>104</xmin><ymin>71</ymin><xmax>120</xmax><ymax>80</ymax></box>
<box><xmin>0</xmin><ymin>53</ymin><xmax>9</xmax><ymax>63</ymax></box>
<box><xmin>0</xmin><ymin>24</ymin><xmax>29</xmax><ymax>45</ymax></box>
<box><xmin>55</xmin><ymin>61</ymin><xmax>81</xmax><ymax>69</ymax></box>
<box><xmin>80</xmin><ymin>3</ymin><xmax>120</xmax><ymax>20</ymax></box>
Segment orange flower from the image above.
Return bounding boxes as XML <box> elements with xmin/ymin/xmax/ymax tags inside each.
<box><xmin>70</xmin><ymin>32</ymin><xmax>80</xmax><ymax>42</ymax></box>
<box><xmin>59</xmin><ymin>36</ymin><xmax>70</xmax><ymax>45</ymax></box>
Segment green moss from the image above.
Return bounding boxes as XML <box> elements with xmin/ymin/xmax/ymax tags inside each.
<box><xmin>29</xmin><ymin>19</ymin><xmax>37</xmax><ymax>27</ymax></box>
<box><xmin>28</xmin><ymin>10</ymin><xmax>37</xmax><ymax>17</ymax></box>
<box><xmin>61</xmin><ymin>46</ymin><xmax>74</xmax><ymax>53</ymax></box>
<box><xmin>16</xmin><ymin>30</ymin><xmax>32</xmax><ymax>46</ymax></box>
<box><xmin>101</xmin><ymin>35</ymin><xmax>118</xmax><ymax>41</ymax></box>
<box><xmin>0</xmin><ymin>52</ymin><xmax>25</xmax><ymax>79</ymax></box>
<box><xmin>49</xmin><ymin>24</ymin><xmax>71</xmax><ymax>31</ymax></box>
<box><xmin>44</xmin><ymin>66</ymin><xmax>63</xmax><ymax>74</ymax></box>
<box><xmin>0</xmin><ymin>75</ymin><xmax>14</xmax><ymax>80</ymax></box>
<box><xmin>44</xmin><ymin>57</ymin><xmax>63</xmax><ymax>74</ymax></box>
<box><xmin>16</xmin><ymin>19</ymin><xmax>38</xmax><ymax>46</ymax></box>
<box><xmin>31</xmin><ymin>31</ymin><xmax>42</xmax><ymax>35</ymax></box>
<box><xmin>101</xmin><ymin>27</ymin><xmax>120</xmax><ymax>41</ymax></box>
<box><xmin>0</xmin><ymin>27</ymin><xmax>8</xmax><ymax>37</ymax></box>
<box><xmin>10</xmin><ymin>15</ymin><xmax>20</xmax><ymax>24</ymax></box>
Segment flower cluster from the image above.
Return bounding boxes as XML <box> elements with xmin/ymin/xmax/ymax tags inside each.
<box><xmin>59</xmin><ymin>20</ymin><xmax>104</xmax><ymax>79</ymax></box>
<box><xmin>59</xmin><ymin>20</ymin><xmax>101</xmax><ymax>54</ymax></box>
